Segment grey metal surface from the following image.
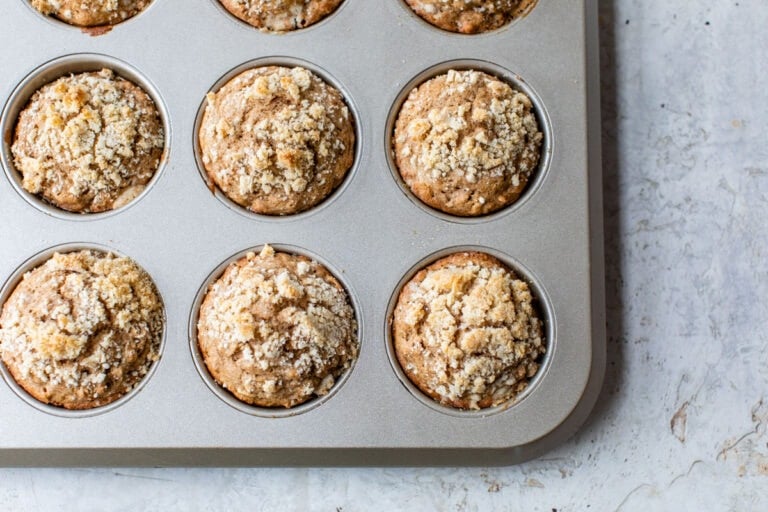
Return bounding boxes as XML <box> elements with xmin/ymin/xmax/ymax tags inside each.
<box><xmin>0</xmin><ymin>0</ymin><xmax>604</xmax><ymax>466</ymax></box>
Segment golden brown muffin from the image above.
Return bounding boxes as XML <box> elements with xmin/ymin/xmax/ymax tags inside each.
<box><xmin>199</xmin><ymin>66</ymin><xmax>355</xmax><ymax>215</ymax></box>
<box><xmin>11</xmin><ymin>69</ymin><xmax>165</xmax><ymax>214</ymax></box>
<box><xmin>393</xmin><ymin>69</ymin><xmax>542</xmax><ymax>216</ymax></box>
<box><xmin>30</xmin><ymin>0</ymin><xmax>152</xmax><ymax>27</ymax></box>
<box><xmin>0</xmin><ymin>250</ymin><xmax>164</xmax><ymax>410</ymax></box>
<box><xmin>219</xmin><ymin>0</ymin><xmax>344</xmax><ymax>32</ymax></box>
<box><xmin>197</xmin><ymin>245</ymin><xmax>358</xmax><ymax>408</ymax></box>
<box><xmin>392</xmin><ymin>252</ymin><xmax>545</xmax><ymax>410</ymax></box>
<box><xmin>404</xmin><ymin>0</ymin><xmax>537</xmax><ymax>34</ymax></box>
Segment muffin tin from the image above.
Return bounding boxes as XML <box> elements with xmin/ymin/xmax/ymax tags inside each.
<box><xmin>0</xmin><ymin>0</ymin><xmax>604</xmax><ymax>466</ymax></box>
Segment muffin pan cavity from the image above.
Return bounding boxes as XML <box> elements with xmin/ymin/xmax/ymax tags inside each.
<box><xmin>0</xmin><ymin>53</ymin><xmax>171</xmax><ymax>222</ymax></box>
<box><xmin>0</xmin><ymin>243</ymin><xmax>166</xmax><ymax>419</ymax></box>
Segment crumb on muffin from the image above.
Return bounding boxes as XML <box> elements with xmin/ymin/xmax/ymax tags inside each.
<box><xmin>199</xmin><ymin>66</ymin><xmax>354</xmax><ymax>215</ymax></box>
<box><xmin>197</xmin><ymin>245</ymin><xmax>358</xmax><ymax>408</ymax></box>
<box><xmin>393</xmin><ymin>69</ymin><xmax>542</xmax><ymax>216</ymax></box>
<box><xmin>11</xmin><ymin>69</ymin><xmax>165</xmax><ymax>213</ymax></box>
<box><xmin>0</xmin><ymin>249</ymin><xmax>164</xmax><ymax>410</ymax></box>
<box><xmin>392</xmin><ymin>251</ymin><xmax>545</xmax><ymax>410</ymax></box>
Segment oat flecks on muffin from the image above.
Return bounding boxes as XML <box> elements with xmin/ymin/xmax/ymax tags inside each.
<box><xmin>0</xmin><ymin>250</ymin><xmax>164</xmax><ymax>410</ymax></box>
<box><xmin>394</xmin><ymin>69</ymin><xmax>542</xmax><ymax>216</ymax></box>
<box><xmin>405</xmin><ymin>0</ymin><xmax>537</xmax><ymax>34</ymax></box>
<box><xmin>219</xmin><ymin>0</ymin><xmax>344</xmax><ymax>32</ymax></box>
<box><xmin>30</xmin><ymin>0</ymin><xmax>152</xmax><ymax>27</ymax></box>
<box><xmin>197</xmin><ymin>245</ymin><xmax>358</xmax><ymax>408</ymax></box>
<box><xmin>199</xmin><ymin>66</ymin><xmax>354</xmax><ymax>215</ymax></box>
<box><xmin>11</xmin><ymin>69</ymin><xmax>165</xmax><ymax>213</ymax></box>
<box><xmin>392</xmin><ymin>252</ymin><xmax>545</xmax><ymax>410</ymax></box>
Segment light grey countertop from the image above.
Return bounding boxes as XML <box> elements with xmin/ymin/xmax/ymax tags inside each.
<box><xmin>1</xmin><ymin>1</ymin><xmax>767</xmax><ymax>510</ymax></box>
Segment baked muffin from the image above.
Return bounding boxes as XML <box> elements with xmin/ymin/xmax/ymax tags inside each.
<box><xmin>404</xmin><ymin>0</ymin><xmax>536</xmax><ymax>34</ymax></box>
<box><xmin>393</xmin><ymin>69</ymin><xmax>542</xmax><ymax>216</ymax></box>
<box><xmin>199</xmin><ymin>66</ymin><xmax>355</xmax><ymax>215</ymax></box>
<box><xmin>11</xmin><ymin>69</ymin><xmax>165</xmax><ymax>214</ymax></box>
<box><xmin>218</xmin><ymin>0</ymin><xmax>344</xmax><ymax>32</ymax></box>
<box><xmin>29</xmin><ymin>0</ymin><xmax>152</xmax><ymax>27</ymax></box>
<box><xmin>197</xmin><ymin>245</ymin><xmax>358</xmax><ymax>408</ymax></box>
<box><xmin>392</xmin><ymin>252</ymin><xmax>545</xmax><ymax>410</ymax></box>
<box><xmin>0</xmin><ymin>250</ymin><xmax>164</xmax><ymax>410</ymax></box>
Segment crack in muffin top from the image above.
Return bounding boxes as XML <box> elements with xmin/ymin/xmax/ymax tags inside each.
<box><xmin>219</xmin><ymin>0</ymin><xmax>344</xmax><ymax>32</ymax></box>
<box><xmin>404</xmin><ymin>0</ymin><xmax>537</xmax><ymax>34</ymax></box>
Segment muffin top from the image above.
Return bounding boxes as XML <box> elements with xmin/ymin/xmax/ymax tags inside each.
<box><xmin>30</xmin><ymin>0</ymin><xmax>152</xmax><ymax>27</ymax></box>
<box><xmin>393</xmin><ymin>69</ymin><xmax>542</xmax><ymax>216</ymax></box>
<box><xmin>199</xmin><ymin>66</ymin><xmax>354</xmax><ymax>215</ymax></box>
<box><xmin>404</xmin><ymin>0</ymin><xmax>536</xmax><ymax>34</ymax></box>
<box><xmin>0</xmin><ymin>250</ymin><xmax>164</xmax><ymax>410</ymax></box>
<box><xmin>392</xmin><ymin>252</ymin><xmax>545</xmax><ymax>410</ymax></box>
<box><xmin>11</xmin><ymin>69</ymin><xmax>165</xmax><ymax>214</ymax></box>
<box><xmin>218</xmin><ymin>0</ymin><xmax>344</xmax><ymax>32</ymax></box>
<box><xmin>197</xmin><ymin>245</ymin><xmax>358</xmax><ymax>408</ymax></box>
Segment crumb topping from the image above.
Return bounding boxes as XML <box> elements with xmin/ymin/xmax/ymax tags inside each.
<box><xmin>393</xmin><ymin>252</ymin><xmax>545</xmax><ymax>410</ymax></box>
<box><xmin>30</xmin><ymin>0</ymin><xmax>152</xmax><ymax>27</ymax></box>
<box><xmin>200</xmin><ymin>66</ymin><xmax>354</xmax><ymax>215</ymax></box>
<box><xmin>0</xmin><ymin>250</ymin><xmax>164</xmax><ymax>410</ymax></box>
<box><xmin>405</xmin><ymin>0</ymin><xmax>536</xmax><ymax>34</ymax></box>
<box><xmin>394</xmin><ymin>69</ymin><xmax>542</xmax><ymax>216</ymax></box>
<box><xmin>11</xmin><ymin>69</ymin><xmax>165</xmax><ymax>213</ymax></box>
<box><xmin>197</xmin><ymin>245</ymin><xmax>358</xmax><ymax>408</ymax></box>
<box><xmin>220</xmin><ymin>0</ymin><xmax>344</xmax><ymax>32</ymax></box>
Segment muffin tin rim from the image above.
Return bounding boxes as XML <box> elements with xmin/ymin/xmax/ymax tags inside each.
<box><xmin>187</xmin><ymin>242</ymin><xmax>365</xmax><ymax>419</ymax></box>
<box><xmin>0</xmin><ymin>241</ymin><xmax>168</xmax><ymax>419</ymax></box>
<box><xmin>0</xmin><ymin>52</ymin><xmax>173</xmax><ymax>222</ymax></box>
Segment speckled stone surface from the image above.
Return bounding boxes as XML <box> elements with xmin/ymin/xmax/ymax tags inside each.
<box><xmin>1</xmin><ymin>1</ymin><xmax>767</xmax><ymax>509</ymax></box>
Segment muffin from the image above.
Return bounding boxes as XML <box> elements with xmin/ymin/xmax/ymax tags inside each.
<box><xmin>392</xmin><ymin>252</ymin><xmax>545</xmax><ymax>410</ymax></box>
<box><xmin>197</xmin><ymin>245</ymin><xmax>358</xmax><ymax>408</ymax></box>
<box><xmin>199</xmin><ymin>66</ymin><xmax>355</xmax><ymax>215</ymax></box>
<box><xmin>404</xmin><ymin>0</ymin><xmax>537</xmax><ymax>34</ymax></box>
<box><xmin>218</xmin><ymin>0</ymin><xmax>344</xmax><ymax>32</ymax></box>
<box><xmin>29</xmin><ymin>0</ymin><xmax>152</xmax><ymax>27</ymax></box>
<box><xmin>0</xmin><ymin>250</ymin><xmax>164</xmax><ymax>410</ymax></box>
<box><xmin>11</xmin><ymin>69</ymin><xmax>165</xmax><ymax>214</ymax></box>
<box><xmin>393</xmin><ymin>69</ymin><xmax>542</xmax><ymax>216</ymax></box>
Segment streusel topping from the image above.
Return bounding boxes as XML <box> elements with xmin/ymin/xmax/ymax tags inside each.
<box><xmin>12</xmin><ymin>69</ymin><xmax>165</xmax><ymax>213</ymax></box>
<box><xmin>404</xmin><ymin>0</ymin><xmax>536</xmax><ymax>34</ymax></box>
<box><xmin>394</xmin><ymin>69</ymin><xmax>542</xmax><ymax>216</ymax></box>
<box><xmin>30</xmin><ymin>0</ymin><xmax>152</xmax><ymax>27</ymax></box>
<box><xmin>219</xmin><ymin>0</ymin><xmax>344</xmax><ymax>32</ymax></box>
<box><xmin>197</xmin><ymin>245</ymin><xmax>358</xmax><ymax>408</ymax></box>
<box><xmin>199</xmin><ymin>66</ymin><xmax>354</xmax><ymax>215</ymax></box>
<box><xmin>393</xmin><ymin>252</ymin><xmax>545</xmax><ymax>410</ymax></box>
<box><xmin>0</xmin><ymin>250</ymin><xmax>164</xmax><ymax>410</ymax></box>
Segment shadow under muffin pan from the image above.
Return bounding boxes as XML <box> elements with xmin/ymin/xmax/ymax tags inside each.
<box><xmin>0</xmin><ymin>53</ymin><xmax>171</xmax><ymax>222</ymax></box>
<box><xmin>188</xmin><ymin>244</ymin><xmax>363</xmax><ymax>418</ymax></box>
<box><xmin>0</xmin><ymin>0</ymin><xmax>603</xmax><ymax>466</ymax></box>
<box><xmin>0</xmin><ymin>242</ymin><xmax>167</xmax><ymax>419</ymax></box>
<box><xmin>385</xmin><ymin>58</ymin><xmax>553</xmax><ymax>224</ymax></box>
<box><xmin>192</xmin><ymin>56</ymin><xmax>362</xmax><ymax>222</ymax></box>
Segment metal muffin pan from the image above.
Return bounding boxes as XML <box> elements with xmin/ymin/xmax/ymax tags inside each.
<box><xmin>0</xmin><ymin>0</ymin><xmax>604</xmax><ymax>466</ymax></box>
